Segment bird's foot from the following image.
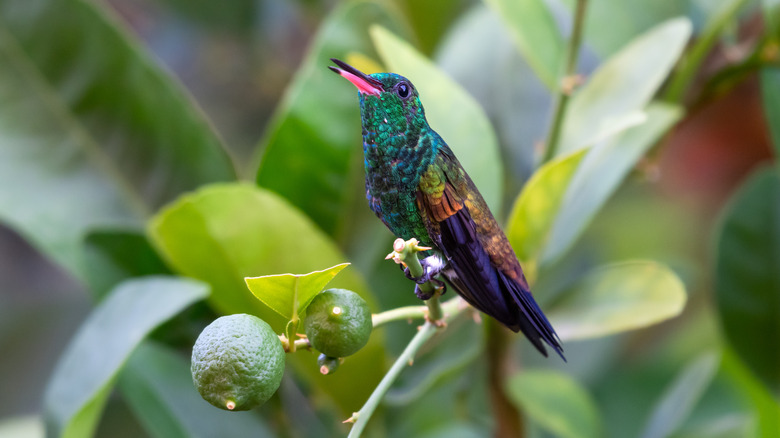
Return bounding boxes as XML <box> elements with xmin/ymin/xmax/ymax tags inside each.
<box><xmin>414</xmin><ymin>280</ymin><xmax>446</xmax><ymax>300</ymax></box>
<box><xmin>402</xmin><ymin>255</ymin><xmax>446</xmax><ymax>284</ymax></box>
<box><xmin>401</xmin><ymin>254</ymin><xmax>447</xmax><ymax>300</ymax></box>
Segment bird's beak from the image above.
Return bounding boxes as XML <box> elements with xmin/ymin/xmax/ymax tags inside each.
<box><xmin>329</xmin><ymin>58</ymin><xmax>383</xmax><ymax>96</ymax></box>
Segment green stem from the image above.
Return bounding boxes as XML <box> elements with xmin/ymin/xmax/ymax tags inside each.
<box><xmin>402</xmin><ymin>241</ymin><xmax>435</xmax><ymax>298</ymax></box>
<box><xmin>663</xmin><ymin>0</ymin><xmax>751</xmax><ymax>103</ymax></box>
<box><xmin>287</xmin><ymin>278</ymin><xmax>300</xmax><ymax>353</ymax></box>
<box><xmin>347</xmin><ymin>298</ymin><xmax>465</xmax><ymax>438</ymax></box>
<box><xmin>347</xmin><ymin>322</ymin><xmax>436</xmax><ymax>437</ymax></box>
<box><xmin>542</xmin><ymin>0</ymin><xmax>588</xmax><ymax>164</ymax></box>
<box><xmin>372</xmin><ymin>297</ymin><xmax>464</xmax><ymax>328</ymax></box>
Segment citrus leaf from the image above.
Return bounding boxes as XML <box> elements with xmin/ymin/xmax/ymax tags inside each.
<box><xmin>0</xmin><ymin>0</ymin><xmax>234</xmax><ymax>282</ymax></box>
<box><xmin>507</xmin><ymin>149</ymin><xmax>586</xmax><ymax>264</ymax></box>
<box><xmin>558</xmin><ymin>18</ymin><xmax>691</xmax><ymax>155</ymax></box>
<box><xmin>543</xmin><ymin>103</ymin><xmax>682</xmax><ymax>264</ymax></box>
<box><xmin>245</xmin><ymin>263</ymin><xmax>349</xmax><ymax>320</ymax></box>
<box><xmin>549</xmin><ymin>261</ymin><xmax>686</xmax><ymax>341</ymax></box>
<box><xmin>715</xmin><ymin>167</ymin><xmax>780</xmax><ymax>394</ymax></box>
<box><xmin>148</xmin><ymin>183</ymin><xmax>369</xmax><ymax>332</ymax></box>
<box><xmin>255</xmin><ymin>1</ymin><xmax>403</xmax><ymax>240</ymax></box>
<box><xmin>483</xmin><ymin>0</ymin><xmax>564</xmax><ymax>90</ymax></box>
<box><xmin>119</xmin><ymin>342</ymin><xmax>272</xmax><ymax>438</ymax></box>
<box><xmin>640</xmin><ymin>353</ymin><xmax>720</xmax><ymax>438</ymax></box>
<box><xmin>370</xmin><ymin>25</ymin><xmax>503</xmax><ymax>212</ymax></box>
<box><xmin>761</xmin><ymin>68</ymin><xmax>780</xmax><ymax>161</ymax></box>
<box><xmin>147</xmin><ymin>182</ymin><xmax>385</xmax><ymax>414</ymax></box>
<box><xmin>43</xmin><ymin>276</ymin><xmax>209</xmax><ymax>438</ymax></box>
<box><xmin>507</xmin><ymin>370</ymin><xmax>601</xmax><ymax>438</ymax></box>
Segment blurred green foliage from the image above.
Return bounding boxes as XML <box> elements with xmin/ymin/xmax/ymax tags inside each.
<box><xmin>0</xmin><ymin>0</ymin><xmax>778</xmax><ymax>437</ymax></box>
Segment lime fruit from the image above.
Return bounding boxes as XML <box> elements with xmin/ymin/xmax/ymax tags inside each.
<box><xmin>191</xmin><ymin>314</ymin><xmax>285</xmax><ymax>411</ymax></box>
<box><xmin>303</xmin><ymin>288</ymin><xmax>372</xmax><ymax>358</ymax></box>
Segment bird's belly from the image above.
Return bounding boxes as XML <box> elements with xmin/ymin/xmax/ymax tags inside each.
<box><xmin>369</xmin><ymin>187</ymin><xmax>433</xmax><ymax>247</ymax></box>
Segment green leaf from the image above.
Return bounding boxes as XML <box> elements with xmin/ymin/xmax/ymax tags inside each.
<box><xmin>119</xmin><ymin>342</ymin><xmax>272</xmax><ymax>438</ymax></box>
<box><xmin>543</xmin><ymin>103</ymin><xmax>683</xmax><ymax>264</ymax></box>
<box><xmin>43</xmin><ymin>276</ymin><xmax>209</xmax><ymax>438</ymax></box>
<box><xmin>640</xmin><ymin>353</ymin><xmax>720</xmax><ymax>438</ymax></box>
<box><xmin>715</xmin><ymin>167</ymin><xmax>780</xmax><ymax>394</ymax></box>
<box><xmin>245</xmin><ymin>263</ymin><xmax>349</xmax><ymax>320</ymax></box>
<box><xmin>255</xmin><ymin>1</ymin><xmax>403</xmax><ymax>240</ymax></box>
<box><xmin>148</xmin><ymin>183</ymin><xmax>370</xmax><ymax>332</ymax></box>
<box><xmin>506</xmin><ymin>370</ymin><xmax>601</xmax><ymax>438</ymax></box>
<box><xmin>761</xmin><ymin>68</ymin><xmax>780</xmax><ymax>161</ymax></box>
<box><xmin>558</xmin><ymin>18</ymin><xmax>691</xmax><ymax>155</ymax></box>
<box><xmin>507</xmin><ymin>149</ymin><xmax>586</xmax><ymax>264</ymax></box>
<box><xmin>722</xmin><ymin>348</ymin><xmax>780</xmax><ymax>438</ymax></box>
<box><xmin>83</xmin><ymin>228</ymin><xmax>170</xmax><ymax>300</ymax></box>
<box><xmin>0</xmin><ymin>0</ymin><xmax>235</xmax><ymax>282</ymax></box>
<box><xmin>548</xmin><ymin>261</ymin><xmax>686</xmax><ymax>341</ymax></box>
<box><xmin>370</xmin><ymin>25</ymin><xmax>503</xmax><ymax>212</ymax></box>
<box><xmin>148</xmin><ymin>182</ymin><xmax>385</xmax><ymax>414</ymax></box>
<box><xmin>482</xmin><ymin>0</ymin><xmax>563</xmax><ymax>90</ymax></box>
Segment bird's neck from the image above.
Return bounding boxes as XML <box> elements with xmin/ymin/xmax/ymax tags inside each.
<box><xmin>361</xmin><ymin>120</ymin><xmax>438</xmax><ymax>184</ymax></box>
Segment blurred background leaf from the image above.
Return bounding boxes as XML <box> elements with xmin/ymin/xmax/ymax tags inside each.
<box><xmin>43</xmin><ymin>276</ymin><xmax>208</xmax><ymax>438</ymax></box>
<box><xmin>640</xmin><ymin>353</ymin><xmax>720</xmax><ymax>438</ymax></box>
<box><xmin>548</xmin><ymin>261</ymin><xmax>686</xmax><ymax>341</ymax></box>
<box><xmin>119</xmin><ymin>341</ymin><xmax>273</xmax><ymax>438</ymax></box>
<box><xmin>507</xmin><ymin>369</ymin><xmax>601</xmax><ymax>438</ymax></box>
<box><xmin>82</xmin><ymin>229</ymin><xmax>170</xmax><ymax>301</ymax></box>
<box><xmin>714</xmin><ymin>167</ymin><xmax>780</xmax><ymax>395</ymax></box>
<box><xmin>558</xmin><ymin>18</ymin><xmax>691</xmax><ymax>155</ymax></box>
<box><xmin>483</xmin><ymin>0</ymin><xmax>563</xmax><ymax>90</ymax></box>
<box><xmin>761</xmin><ymin>68</ymin><xmax>780</xmax><ymax>160</ymax></box>
<box><xmin>543</xmin><ymin>103</ymin><xmax>683</xmax><ymax>264</ymax></box>
<box><xmin>507</xmin><ymin>149</ymin><xmax>586</xmax><ymax>265</ymax></box>
<box><xmin>0</xmin><ymin>0</ymin><xmax>235</xmax><ymax>283</ymax></box>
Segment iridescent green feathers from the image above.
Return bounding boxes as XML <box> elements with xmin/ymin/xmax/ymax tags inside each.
<box><xmin>329</xmin><ymin>59</ymin><xmax>564</xmax><ymax>359</ymax></box>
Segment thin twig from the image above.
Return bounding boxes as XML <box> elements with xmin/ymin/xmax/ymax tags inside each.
<box><xmin>542</xmin><ymin>0</ymin><xmax>588</xmax><ymax>164</ymax></box>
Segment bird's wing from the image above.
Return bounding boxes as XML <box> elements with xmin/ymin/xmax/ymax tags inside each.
<box><xmin>416</xmin><ymin>148</ymin><xmax>564</xmax><ymax>359</ymax></box>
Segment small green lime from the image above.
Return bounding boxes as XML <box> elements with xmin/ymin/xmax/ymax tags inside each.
<box><xmin>191</xmin><ymin>314</ymin><xmax>285</xmax><ymax>411</ymax></box>
<box><xmin>304</xmin><ymin>288</ymin><xmax>372</xmax><ymax>358</ymax></box>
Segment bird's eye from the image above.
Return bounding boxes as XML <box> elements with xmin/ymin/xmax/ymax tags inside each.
<box><xmin>396</xmin><ymin>82</ymin><xmax>410</xmax><ymax>98</ymax></box>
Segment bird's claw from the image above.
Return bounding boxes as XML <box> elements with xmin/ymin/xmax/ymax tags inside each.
<box><xmin>414</xmin><ymin>280</ymin><xmax>446</xmax><ymax>300</ymax></box>
<box><xmin>402</xmin><ymin>255</ymin><xmax>447</xmax><ymax>300</ymax></box>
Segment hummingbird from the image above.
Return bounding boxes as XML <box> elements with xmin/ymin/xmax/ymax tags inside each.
<box><xmin>329</xmin><ymin>59</ymin><xmax>564</xmax><ymax>359</ymax></box>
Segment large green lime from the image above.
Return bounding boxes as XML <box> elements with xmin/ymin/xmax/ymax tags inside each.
<box><xmin>303</xmin><ymin>288</ymin><xmax>372</xmax><ymax>358</ymax></box>
<box><xmin>191</xmin><ymin>314</ymin><xmax>284</xmax><ymax>411</ymax></box>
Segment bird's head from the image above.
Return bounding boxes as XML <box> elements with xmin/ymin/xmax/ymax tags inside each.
<box><xmin>329</xmin><ymin>58</ymin><xmax>428</xmax><ymax>136</ymax></box>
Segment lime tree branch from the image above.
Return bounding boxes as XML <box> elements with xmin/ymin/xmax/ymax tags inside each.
<box><xmin>346</xmin><ymin>239</ymin><xmax>468</xmax><ymax>437</ymax></box>
<box><xmin>372</xmin><ymin>297</ymin><xmax>463</xmax><ymax>327</ymax></box>
<box><xmin>347</xmin><ymin>303</ymin><xmax>465</xmax><ymax>437</ymax></box>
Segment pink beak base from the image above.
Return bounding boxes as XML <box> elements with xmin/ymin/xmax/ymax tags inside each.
<box><xmin>336</xmin><ymin>69</ymin><xmax>382</xmax><ymax>96</ymax></box>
